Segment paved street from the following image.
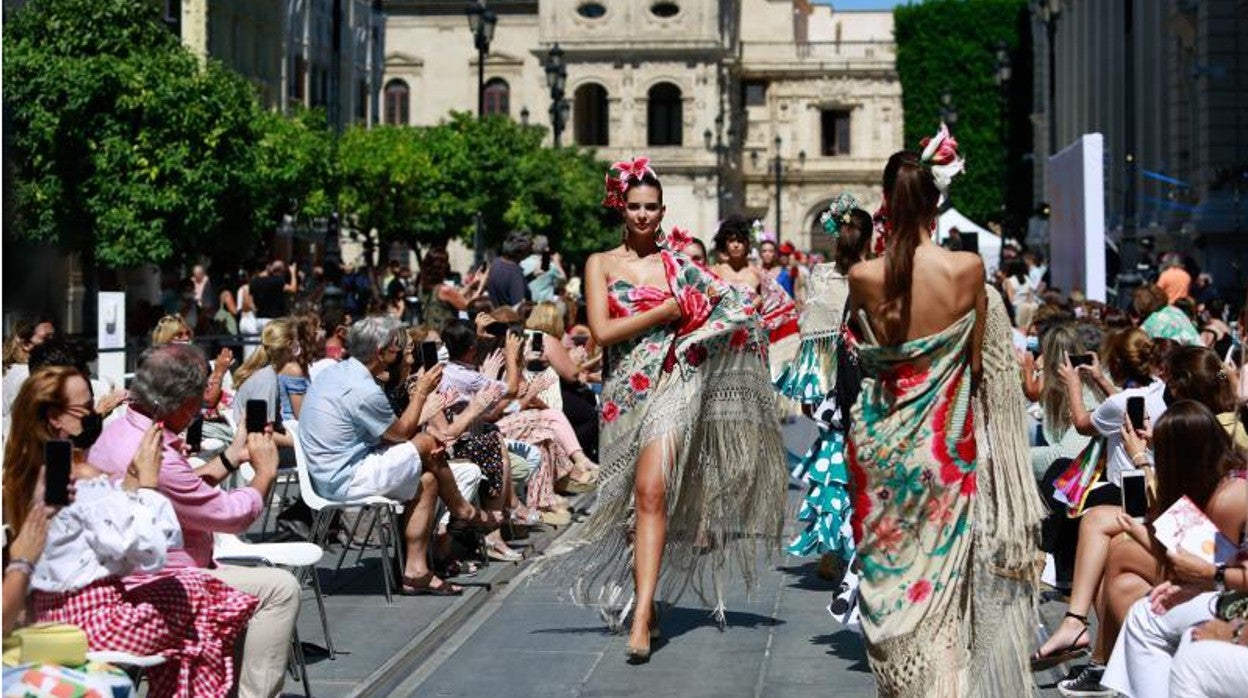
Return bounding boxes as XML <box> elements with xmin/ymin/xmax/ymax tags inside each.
<box><xmin>290</xmin><ymin>485</ymin><xmax>1070</xmax><ymax>698</ymax></box>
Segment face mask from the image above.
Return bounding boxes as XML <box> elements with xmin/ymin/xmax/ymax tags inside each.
<box><xmin>70</xmin><ymin>411</ymin><xmax>104</xmax><ymax>449</ymax></box>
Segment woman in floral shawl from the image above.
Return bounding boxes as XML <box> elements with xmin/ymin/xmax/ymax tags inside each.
<box><xmin>556</xmin><ymin>158</ymin><xmax>787</xmax><ymax>664</ymax></box>
<box><xmin>846</xmin><ymin>129</ymin><xmax>1044</xmax><ymax>697</ymax></box>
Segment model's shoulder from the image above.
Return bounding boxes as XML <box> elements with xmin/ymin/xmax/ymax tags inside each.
<box><xmin>848</xmin><ymin>257</ymin><xmax>884</xmax><ymax>282</ymax></box>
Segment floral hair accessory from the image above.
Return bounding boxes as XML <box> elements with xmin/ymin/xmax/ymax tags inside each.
<box><xmin>819</xmin><ymin>192</ymin><xmax>861</xmax><ymax>238</ymax></box>
<box><xmin>919</xmin><ymin>122</ymin><xmax>965</xmax><ymax>196</ymax></box>
<box><xmin>751</xmin><ymin>219</ymin><xmax>775</xmax><ymax>245</ymax></box>
<box><xmin>603</xmin><ymin>156</ymin><xmax>658</xmax><ymax>210</ymax></box>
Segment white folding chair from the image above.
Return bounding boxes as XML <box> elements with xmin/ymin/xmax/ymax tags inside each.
<box><xmin>285</xmin><ymin>420</ymin><xmax>406</xmax><ymax>604</ymax></box>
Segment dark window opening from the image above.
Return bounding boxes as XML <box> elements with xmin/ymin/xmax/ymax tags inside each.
<box><xmin>647</xmin><ymin>83</ymin><xmax>682</xmax><ymax>146</ymax></box>
<box><xmin>820</xmin><ymin>109</ymin><xmax>851</xmax><ymax>156</ymax></box>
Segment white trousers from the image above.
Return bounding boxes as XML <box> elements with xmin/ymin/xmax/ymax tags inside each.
<box><xmin>1103</xmin><ymin>591</ymin><xmax>1214</xmax><ymax>698</ymax></box>
<box><xmin>1170</xmin><ymin>631</ymin><xmax>1248</xmax><ymax>698</ymax></box>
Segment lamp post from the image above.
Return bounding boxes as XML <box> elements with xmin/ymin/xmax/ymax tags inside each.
<box><xmin>545</xmin><ymin>43</ymin><xmax>568</xmax><ymax>147</ymax></box>
<box><xmin>703</xmin><ymin>113</ymin><xmax>729</xmax><ymax>219</ymax></box>
<box><xmin>1032</xmin><ymin>0</ymin><xmax>1062</xmax><ymax>156</ymax></box>
<box><xmin>465</xmin><ymin>1</ymin><xmax>497</xmax><ymax>120</ymax></box>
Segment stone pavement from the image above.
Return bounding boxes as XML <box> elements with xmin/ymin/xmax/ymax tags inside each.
<box><xmin>275</xmin><ymin>484</ymin><xmax>1075</xmax><ymax>698</ymax></box>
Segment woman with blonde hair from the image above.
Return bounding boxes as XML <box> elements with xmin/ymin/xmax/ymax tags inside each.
<box><xmin>232</xmin><ymin>319</ymin><xmax>298</xmax><ymax>441</ymax></box>
<box><xmin>150</xmin><ymin>315</ymin><xmax>234</xmax><ymax>420</ymax></box>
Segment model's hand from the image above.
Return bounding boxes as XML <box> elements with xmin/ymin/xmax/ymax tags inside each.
<box><xmin>659</xmin><ymin>297</ymin><xmax>682</xmax><ymax>324</ymax></box>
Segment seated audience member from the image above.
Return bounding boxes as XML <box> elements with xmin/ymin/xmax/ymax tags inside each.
<box><xmin>2</xmin><ymin>317</ymin><xmax>55</xmax><ymax>414</ymax></box>
<box><xmin>27</xmin><ymin>335</ymin><xmax>127</xmax><ymax>418</ymax></box>
<box><xmin>88</xmin><ymin>343</ymin><xmax>298</xmax><ymax>698</ymax></box>
<box><xmin>299</xmin><ymin>316</ymin><xmax>500</xmax><ymax>595</ymax></box>
<box><xmin>150</xmin><ymin>314</ymin><xmax>236</xmax><ymax>433</ymax></box>
<box><xmin>277</xmin><ymin>313</ymin><xmax>318</xmax><ymax>420</ymax></box>
<box><xmin>5</xmin><ymin>366</ymin><xmax>259</xmax><ymax>697</ymax></box>
<box><xmin>525</xmin><ymin>302</ymin><xmax>600</xmax><ymax>460</ymax></box>
<box><xmin>1131</xmin><ymin>284</ymin><xmax>1201</xmax><ymax>346</ymax></box>
<box><xmin>233</xmin><ymin>319</ymin><xmax>298</xmax><ymax>449</ymax></box>
<box><xmin>1065</xmin><ymin>400</ymin><xmax>1248</xmax><ymax>695</ymax></box>
<box><xmin>310</xmin><ymin>308</ymin><xmax>350</xmax><ymax>382</ymax></box>
<box><xmin>1164</xmin><ymin>344</ymin><xmax>1248</xmax><ymax>450</ymax></box>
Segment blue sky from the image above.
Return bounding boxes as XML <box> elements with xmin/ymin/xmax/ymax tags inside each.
<box><xmin>815</xmin><ymin>0</ymin><xmax>910</xmax><ymax>9</ymax></box>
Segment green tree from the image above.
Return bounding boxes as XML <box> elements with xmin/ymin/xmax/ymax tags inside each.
<box><xmin>5</xmin><ymin>0</ymin><xmax>266</xmax><ymax>268</ymax></box>
<box><xmin>251</xmin><ymin>107</ymin><xmax>336</xmax><ymax>234</ymax></box>
<box><xmin>894</xmin><ymin>0</ymin><xmax>1032</xmax><ymax>228</ymax></box>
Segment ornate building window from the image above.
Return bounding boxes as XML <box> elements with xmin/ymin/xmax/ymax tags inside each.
<box><xmin>650</xmin><ymin>2</ymin><xmax>680</xmax><ymax>18</ymax></box>
<box><xmin>574</xmin><ymin>84</ymin><xmax>609</xmax><ymax>146</ymax></box>
<box><xmin>384</xmin><ymin>78</ymin><xmax>410</xmax><ymax>125</ymax></box>
<box><xmin>576</xmin><ymin>2</ymin><xmax>606</xmax><ymax>19</ymax></box>
<box><xmin>484</xmin><ymin>77</ymin><xmax>510</xmax><ymax>117</ymax></box>
<box><xmin>742</xmin><ymin>80</ymin><xmax>767</xmax><ymax>107</ymax></box>
<box><xmin>647</xmin><ymin>83</ymin><xmax>682</xmax><ymax>146</ymax></box>
<box><xmin>821</xmin><ymin>109</ymin><xmax>851</xmax><ymax>156</ymax></box>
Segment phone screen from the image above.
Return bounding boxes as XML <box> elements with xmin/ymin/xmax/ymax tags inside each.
<box><xmin>44</xmin><ymin>440</ymin><xmax>73</xmax><ymax>506</ymax></box>
<box><xmin>1126</xmin><ymin>396</ymin><xmax>1146</xmax><ymax>431</ymax></box>
<box><xmin>530</xmin><ymin>332</ymin><xmax>544</xmax><ymax>353</ymax></box>
<box><xmin>1070</xmin><ymin>353</ymin><xmax>1094</xmax><ymax>368</ymax></box>
<box><xmin>421</xmin><ymin>341</ymin><xmax>439</xmax><ymax>371</ymax></box>
<box><xmin>186</xmin><ymin>417</ymin><xmax>204</xmax><ymax>452</ymax></box>
<box><xmin>246</xmin><ymin>399</ymin><xmax>269</xmax><ymax>434</ymax></box>
<box><xmin>1121</xmin><ymin>472</ymin><xmax>1149</xmax><ymax>520</ymax></box>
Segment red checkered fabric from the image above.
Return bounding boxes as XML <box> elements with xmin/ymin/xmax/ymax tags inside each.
<box><xmin>32</xmin><ymin>571</ymin><xmax>258</xmax><ymax>698</ymax></box>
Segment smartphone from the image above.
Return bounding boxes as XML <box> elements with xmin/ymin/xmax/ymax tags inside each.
<box><xmin>485</xmin><ymin>321</ymin><xmax>509</xmax><ymax>338</ymax></box>
<box><xmin>1069</xmin><ymin>353</ymin><xmax>1095</xmax><ymax>368</ymax></box>
<box><xmin>245</xmin><ymin>399</ymin><xmax>269</xmax><ymax>434</ymax></box>
<box><xmin>420</xmin><ymin>341</ymin><xmax>439</xmax><ymax>371</ymax></box>
<box><xmin>1121</xmin><ymin>470</ymin><xmax>1149</xmax><ymax>521</ymax></box>
<box><xmin>44</xmin><ymin>440</ymin><xmax>73</xmax><ymax>506</ymax></box>
<box><xmin>530</xmin><ymin>332</ymin><xmax>544</xmax><ymax>353</ymax></box>
<box><xmin>1126</xmin><ymin>395</ymin><xmax>1146</xmax><ymax>431</ymax></box>
<box><xmin>185</xmin><ymin>417</ymin><xmax>204</xmax><ymax>453</ymax></box>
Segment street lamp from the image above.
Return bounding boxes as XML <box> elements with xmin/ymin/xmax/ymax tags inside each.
<box><xmin>545</xmin><ymin>43</ymin><xmax>568</xmax><ymax>147</ymax></box>
<box><xmin>772</xmin><ymin>136</ymin><xmax>783</xmax><ymax>244</ymax></box>
<box><xmin>1032</xmin><ymin>0</ymin><xmax>1062</xmax><ymax>155</ymax></box>
<box><xmin>703</xmin><ymin>113</ymin><xmax>729</xmax><ymax>219</ymax></box>
<box><xmin>465</xmin><ymin>1</ymin><xmax>497</xmax><ymax>120</ymax></box>
<box><xmin>939</xmin><ymin>91</ymin><xmax>958</xmax><ymax>127</ymax></box>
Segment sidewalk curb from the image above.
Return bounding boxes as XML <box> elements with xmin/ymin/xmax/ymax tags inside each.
<box><xmin>346</xmin><ymin>495</ymin><xmax>592</xmax><ymax>698</ymax></box>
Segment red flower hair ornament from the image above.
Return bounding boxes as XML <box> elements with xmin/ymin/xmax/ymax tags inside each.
<box><xmin>603</xmin><ymin>156</ymin><xmax>658</xmax><ymax>210</ymax></box>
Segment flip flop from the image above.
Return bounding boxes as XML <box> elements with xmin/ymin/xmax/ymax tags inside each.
<box><xmin>400</xmin><ymin>574</ymin><xmax>464</xmax><ymax>597</ymax></box>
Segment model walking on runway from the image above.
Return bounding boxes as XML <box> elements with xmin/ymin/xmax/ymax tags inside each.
<box><xmin>557</xmin><ymin>157</ymin><xmax>786</xmax><ymax>664</ymax></box>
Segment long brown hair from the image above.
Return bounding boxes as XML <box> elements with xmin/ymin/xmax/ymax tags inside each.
<box><xmin>1150</xmin><ymin>400</ymin><xmax>1245</xmax><ymax>520</ymax></box>
<box><xmin>879</xmin><ymin>151</ymin><xmax>940</xmax><ymax>340</ymax></box>
<box><xmin>2</xmin><ymin>366</ymin><xmax>80</xmax><ymax>533</ymax></box>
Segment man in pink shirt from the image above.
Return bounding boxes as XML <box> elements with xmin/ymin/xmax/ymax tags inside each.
<box><xmin>90</xmin><ymin>343</ymin><xmax>297</xmax><ymax>698</ymax></box>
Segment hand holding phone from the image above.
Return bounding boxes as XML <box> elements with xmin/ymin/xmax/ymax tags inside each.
<box><xmin>1121</xmin><ymin>470</ymin><xmax>1149</xmax><ymax>521</ymax></box>
<box><xmin>245</xmin><ymin>399</ymin><xmax>269</xmax><ymax>434</ymax></box>
<box><xmin>1127</xmin><ymin>395</ymin><xmax>1146</xmax><ymax>431</ymax></box>
<box><xmin>185</xmin><ymin>417</ymin><xmax>204</xmax><ymax>453</ymax></box>
<box><xmin>44</xmin><ymin>440</ymin><xmax>73</xmax><ymax>507</ymax></box>
<box><xmin>420</xmin><ymin>341</ymin><xmax>439</xmax><ymax>371</ymax></box>
<box><xmin>1069</xmin><ymin>353</ymin><xmax>1095</xmax><ymax>368</ymax></box>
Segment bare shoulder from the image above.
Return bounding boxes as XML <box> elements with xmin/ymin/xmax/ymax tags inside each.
<box><xmin>950</xmin><ymin>251</ymin><xmax>985</xmax><ymax>283</ymax></box>
<box><xmin>848</xmin><ymin>257</ymin><xmax>884</xmax><ymax>286</ymax></box>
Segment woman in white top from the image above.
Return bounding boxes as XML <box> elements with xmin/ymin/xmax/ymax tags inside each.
<box><xmin>1034</xmin><ymin>327</ymin><xmax>1168</xmax><ymax>670</ymax></box>
<box><xmin>2</xmin><ymin>366</ymin><xmax>258</xmax><ymax>698</ymax></box>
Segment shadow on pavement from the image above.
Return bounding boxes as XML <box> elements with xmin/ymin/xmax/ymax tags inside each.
<box><xmin>811</xmin><ymin>629</ymin><xmax>870</xmax><ymax>673</ymax></box>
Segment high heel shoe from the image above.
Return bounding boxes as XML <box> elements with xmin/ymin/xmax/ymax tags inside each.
<box><xmin>625</xmin><ymin>643</ymin><xmax>651</xmax><ymax>664</ymax></box>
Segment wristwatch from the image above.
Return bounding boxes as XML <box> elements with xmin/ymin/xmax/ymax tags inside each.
<box><xmin>219</xmin><ymin>450</ymin><xmax>239</xmax><ymax>474</ymax></box>
<box><xmin>1214</xmin><ymin>563</ymin><xmax>1228</xmax><ymax>592</ymax></box>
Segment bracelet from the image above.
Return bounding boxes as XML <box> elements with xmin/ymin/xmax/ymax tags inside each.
<box><xmin>219</xmin><ymin>450</ymin><xmax>239</xmax><ymax>474</ymax></box>
<box><xmin>5</xmin><ymin>558</ymin><xmax>34</xmax><ymax>576</ymax></box>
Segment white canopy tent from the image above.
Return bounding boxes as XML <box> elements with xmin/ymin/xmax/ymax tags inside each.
<box><xmin>936</xmin><ymin>207</ymin><xmax>1001</xmax><ymax>276</ymax></box>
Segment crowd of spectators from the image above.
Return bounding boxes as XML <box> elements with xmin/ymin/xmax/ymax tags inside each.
<box><xmin>3</xmin><ymin>229</ymin><xmax>1246</xmax><ymax>696</ymax></box>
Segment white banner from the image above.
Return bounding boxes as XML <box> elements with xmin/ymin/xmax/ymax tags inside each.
<box><xmin>97</xmin><ymin>292</ymin><xmax>126</xmax><ymax>384</ymax></box>
<box><xmin>1047</xmin><ymin>134</ymin><xmax>1106</xmax><ymax>302</ymax></box>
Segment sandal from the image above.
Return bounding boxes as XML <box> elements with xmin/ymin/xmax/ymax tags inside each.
<box><xmin>434</xmin><ymin>558</ymin><xmax>479</xmax><ymax>578</ymax></box>
<box><xmin>448</xmin><ymin>508</ymin><xmax>502</xmax><ymax>533</ymax></box>
<box><xmin>487</xmin><ymin>545</ymin><xmax>523</xmax><ymax>562</ymax></box>
<box><xmin>400</xmin><ymin>573</ymin><xmax>464</xmax><ymax>596</ymax></box>
<box><xmin>1030</xmin><ymin>611</ymin><xmax>1091</xmax><ymax>672</ymax></box>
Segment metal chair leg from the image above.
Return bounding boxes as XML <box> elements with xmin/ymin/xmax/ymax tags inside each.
<box><xmin>309</xmin><ymin>564</ymin><xmax>335</xmax><ymax>659</ymax></box>
<box><xmin>376</xmin><ymin>508</ymin><xmax>395</xmax><ymax>604</ymax></box>
<box><xmin>351</xmin><ymin>507</ymin><xmax>380</xmax><ymax>568</ymax></box>
<box><xmin>289</xmin><ymin>627</ymin><xmax>311</xmax><ymax>698</ymax></box>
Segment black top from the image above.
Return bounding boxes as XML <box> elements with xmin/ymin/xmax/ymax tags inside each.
<box><xmin>250</xmin><ymin>275</ymin><xmax>288</xmax><ymax>318</ymax></box>
<box><xmin>486</xmin><ymin>258</ymin><xmax>528</xmax><ymax>307</ymax></box>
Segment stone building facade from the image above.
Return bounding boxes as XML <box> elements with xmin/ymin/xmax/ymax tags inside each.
<box><xmin>382</xmin><ymin>0</ymin><xmax>901</xmax><ymax>253</ymax></box>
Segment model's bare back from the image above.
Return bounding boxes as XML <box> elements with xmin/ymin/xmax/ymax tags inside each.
<box><xmin>849</xmin><ymin>243</ymin><xmax>984</xmax><ymax>345</ymax></box>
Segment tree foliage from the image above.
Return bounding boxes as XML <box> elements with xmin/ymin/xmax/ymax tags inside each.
<box><xmin>337</xmin><ymin>113</ymin><xmax>616</xmax><ymax>264</ymax></box>
<box><xmin>894</xmin><ymin>0</ymin><xmax>1032</xmax><ymax>228</ymax></box>
<box><xmin>5</xmin><ymin>0</ymin><xmax>267</xmax><ymax>268</ymax></box>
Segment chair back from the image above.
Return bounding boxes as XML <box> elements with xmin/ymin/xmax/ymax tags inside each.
<box><xmin>284</xmin><ymin>419</ymin><xmax>336</xmax><ymax>512</ymax></box>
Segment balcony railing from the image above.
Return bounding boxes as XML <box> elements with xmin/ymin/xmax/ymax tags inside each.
<box><xmin>739</xmin><ymin>40</ymin><xmax>896</xmax><ymax>70</ymax></box>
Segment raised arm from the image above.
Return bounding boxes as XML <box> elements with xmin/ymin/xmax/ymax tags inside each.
<box><xmin>584</xmin><ymin>253</ymin><xmax>681</xmax><ymax>348</ymax></box>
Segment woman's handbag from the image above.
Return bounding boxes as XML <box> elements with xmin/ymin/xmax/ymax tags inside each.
<box><xmin>2</xmin><ymin>623</ymin><xmax>88</xmax><ymax>667</ymax></box>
